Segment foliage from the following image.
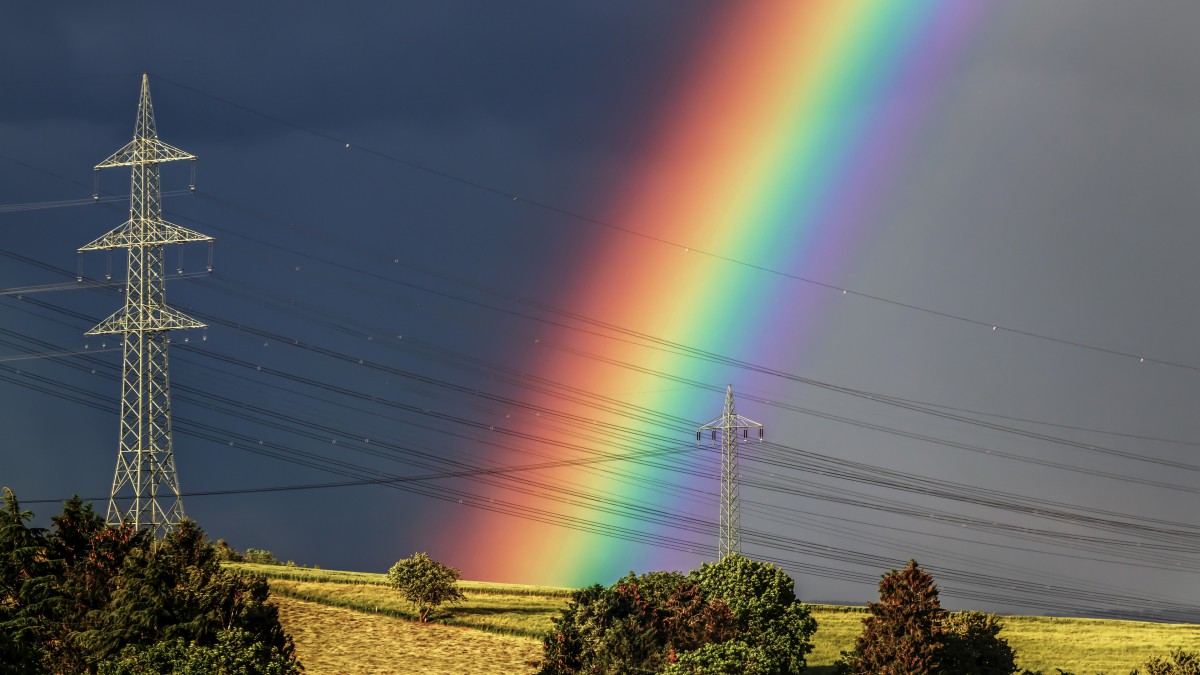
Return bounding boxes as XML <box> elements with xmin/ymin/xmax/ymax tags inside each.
<box><xmin>387</xmin><ymin>551</ymin><xmax>466</xmax><ymax>622</ymax></box>
<box><xmin>0</xmin><ymin>487</ymin><xmax>50</xmax><ymax>674</ymax></box>
<box><xmin>215</xmin><ymin>539</ymin><xmax>244</xmax><ymax>562</ymax></box>
<box><xmin>244</xmin><ymin>548</ymin><xmax>281</xmax><ymax>565</ymax></box>
<box><xmin>661</xmin><ymin>639</ymin><xmax>776</xmax><ymax>675</ymax></box>
<box><xmin>837</xmin><ymin>559</ymin><xmax>946</xmax><ymax>675</ymax></box>
<box><xmin>537</xmin><ymin>555</ymin><xmax>815</xmax><ymax>675</ymax></box>
<box><xmin>537</xmin><ymin>572</ymin><xmax>736</xmax><ymax>675</ymax></box>
<box><xmin>941</xmin><ymin>611</ymin><xmax>1018</xmax><ymax>675</ymax></box>
<box><xmin>0</xmin><ymin>488</ymin><xmax>300</xmax><ymax>674</ymax></box>
<box><xmin>1132</xmin><ymin>649</ymin><xmax>1200</xmax><ymax>675</ymax></box>
<box><xmin>689</xmin><ymin>554</ymin><xmax>817</xmax><ymax>675</ymax></box>
<box><xmin>97</xmin><ymin>628</ymin><xmax>301</xmax><ymax>674</ymax></box>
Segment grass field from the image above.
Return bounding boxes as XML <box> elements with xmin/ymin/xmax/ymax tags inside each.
<box><xmin>261</xmin><ymin>576</ymin><xmax>569</xmax><ymax>638</ymax></box>
<box><xmin>233</xmin><ymin>563</ymin><xmax>1200</xmax><ymax>674</ymax></box>
<box><xmin>274</xmin><ymin>594</ymin><xmax>541</xmax><ymax>675</ymax></box>
<box><xmin>801</xmin><ymin>605</ymin><xmax>1200</xmax><ymax>675</ymax></box>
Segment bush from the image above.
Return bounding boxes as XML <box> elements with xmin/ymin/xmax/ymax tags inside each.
<box><xmin>244</xmin><ymin>548</ymin><xmax>280</xmax><ymax>565</ymax></box>
<box><xmin>690</xmin><ymin>554</ymin><xmax>817</xmax><ymax>675</ymax></box>
<box><xmin>662</xmin><ymin>639</ymin><xmax>775</xmax><ymax>675</ymax></box>
<box><xmin>837</xmin><ymin>560</ymin><xmax>945</xmax><ymax>675</ymax></box>
<box><xmin>386</xmin><ymin>552</ymin><xmax>466</xmax><ymax>622</ymax></box>
<box><xmin>213</xmin><ymin>539</ymin><xmax>243</xmax><ymax>562</ymax></box>
<box><xmin>537</xmin><ymin>555</ymin><xmax>815</xmax><ymax>675</ymax></box>
<box><xmin>97</xmin><ymin>628</ymin><xmax>300</xmax><ymax>674</ymax></box>
<box><xmin>537</xmin><ymin>571</ymin><xmax>737</xmax><ymax>674</ymax></box>
<box><xmin>1133</xmin><ymin>649</ymin><xmax>1200</xmax><ymax>675</ymax></box>
<box><xmin>942</xmin><ymin>611</ymin><xmax>1017</xmax><ymax>675</ymax></box>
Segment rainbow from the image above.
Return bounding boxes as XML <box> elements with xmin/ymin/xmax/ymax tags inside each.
<box><xmin>446</xmin><ymin>1</ymin><xmax>992</xmax><ymax>587</ymax></box>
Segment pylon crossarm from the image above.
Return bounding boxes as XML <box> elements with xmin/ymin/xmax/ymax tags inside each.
<box><xmin>95</xmin><ymin>138</ymin><xmax>195</xmax><ymax>169</ymax></box>
<box><xmin>85</xmin><ymin>306</ymin><xmax>206</xmax><ymax>336</ymax></box>
<box><xmin>698</xmin><ymin>415</ymin><xmax>764</xmax><ymax>431</ymax></box>
<box><xmin>78</xmin><ymin>219</ymin><xmax>214</xmax><ymax>252</ymax></box>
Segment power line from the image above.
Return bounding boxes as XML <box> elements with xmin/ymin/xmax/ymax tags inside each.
<box><xmin>150</xmin><ymin>73</ymin><xmax>1200</xmax><ymax>374</ymax></box>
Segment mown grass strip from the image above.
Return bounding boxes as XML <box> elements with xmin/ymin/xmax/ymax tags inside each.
<box><xmin>226</xmin><ymin>561</ymin><xmax>576</xmax><ymax>596</ymax></box>
<box><xmin>273</xmin><ymin>593</ymin><xmax>541</xmax><ymax>675</ymax></box>
<box><xmin>265</xmin><ymin>578</ymin><xmax>565</xmax><ymax>639</ymax></box>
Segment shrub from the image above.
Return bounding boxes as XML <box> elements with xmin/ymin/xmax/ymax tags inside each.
<box><xmin>1132</xmin><ymin>649</ymin><xmax>1200</xmax><ymax>675</ymax></box>
<box><xmin>244</xmin><ymin>548</ymin><xmax>280</xmax><ymax>565</ymax></box>
<box><xmin>941</xmin><ymin>611</ymin><xmax>1017</xmax><ymax>675</ymax></box>
<box><xmin>537</xmin><ymin>570</ymin><xmax>736</xmax><ymax>675</ymax></box>
<box><xmin>537</xmin><ymin>555</ymin><xmax>816</xmax><ymax>675</ymax></box>
<box><xmin>690</xmin><ymin>554</ymin><xmax>817</xmax><ymax>675</ymax></box>
<box><xmin>97</xmin><ymin>628</ymin><xmax>300</xmax><ymax>674</ymax></box>
<box><xmin>213</xmin><ymin>539</ymin><xmax>243</xmax><ymax>562</ymax></box>
<box><xmin>662</xmin><ymin>639</ymin><xmax>775</xmax><ymax>675</ymax></box>
<box><xmin>386</xmin><ymin>552</ymin><xmax>466</xmax><ymax>622</ymax></box>
<box><xmin>837</xmin><ymin>560</ymin><xmax>945</xmax><ymax>675</ymax></box>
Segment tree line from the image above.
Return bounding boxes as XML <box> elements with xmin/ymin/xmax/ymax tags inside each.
<box><xmin>0</xmin><ymin>488</ymin><xmax>300</xmax><ymax>674</ymax></box>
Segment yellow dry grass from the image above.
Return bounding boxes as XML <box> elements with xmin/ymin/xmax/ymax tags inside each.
<box><xmin>803</xmin><ymin>605</ymin><xmax>1200</xmax><ymax>675</ymax></box>
<box><xmin>266</xmin><ymin>578</ymin><xmax>566</xmax><ymax>637</ymax></box>
<box><xmin>273</xmin><ymin>594</ymin><xmax>541</xmax><ymax>675</ymax></box>
<box><xmin>243</xmin><ymin>564</ymin><xmax>1200</xmax><ymax>674</ymax></box>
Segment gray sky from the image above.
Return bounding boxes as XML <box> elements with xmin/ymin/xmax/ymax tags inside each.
<box><xmin>2</xmin><ymin>1</ymin><xmax>1199</xmax><ymax>621</ymax></box>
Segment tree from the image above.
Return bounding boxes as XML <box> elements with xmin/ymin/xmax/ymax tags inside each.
<box><xmin>0</xmin><ymin>491</ymin><xmax>300</xmax><ymax>674</ymax></box>
<box><xmin>386</xmin><ymin>552</ymin><xmax>466</xmax><ymax>622</ymax></box>
<box><xmin>1132</xmin><ymin>649</ymin><xmax>1200</xmax><ymax>675</ymax></box>
<box><xmin>537</xmin><ymin>570</ymin><xmax>736</xmax><ymax>675</ymax></box>
<box><xmin>838</xmin><ymin>560</ymin><xmax>945</xmax><ymax>675</ymax></box>
<box><xmin>537</xmin><ymin>555</ymin><xmax>816</xmax><ymax>675</ymax></box>
<box><xmin>688</xmin><ymin>554</ymin><xmax>817</xmax><ymax>675</ymax></box>
<box><xmin>0</xmin><ymin>487</ymin><xmax>50</xmax><ymax>674</ymax></box>
<box><xmin>941</xmin><ymin>611</ymin><xmax>1017</xmax><ymax>675</ymax></box>
<box><xmin>97</xmin><ymin>628</ymin><xmax>301</xmax><ymax>675</ymax></box>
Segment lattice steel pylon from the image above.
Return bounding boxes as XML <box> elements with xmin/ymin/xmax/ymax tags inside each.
<box><xmin>79</xmin><ymin>73</ymin><xmax>212</xmax><ymax>537</ymax></box>
<box><xmin>697</xmin><ymin>385</ymin><xmax>763</xmax><ymax>559</ymax></box>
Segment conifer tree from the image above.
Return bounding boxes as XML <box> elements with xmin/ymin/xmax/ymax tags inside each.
<box><xmin>838</xmin><ymin>559</ymin><xmax>945</xmax><ymax>675</ymax></box>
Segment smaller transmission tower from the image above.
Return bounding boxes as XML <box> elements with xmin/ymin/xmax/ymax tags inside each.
<box><xmin>697</xmin><ymin>385</ymin><xmax>763</xmax><ymax>559</ymax></box>
<box><xmin>80</xmin><ymin>73</ymin><xmax>212</xmax><ymax>537</ymax></box>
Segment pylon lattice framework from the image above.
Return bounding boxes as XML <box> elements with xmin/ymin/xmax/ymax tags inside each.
<box><xmin>697</xmin><ymin>385</ymin><xmax>763</xmax><ymax>559</ymax></box>
<box><xmin>79</xmin><ymin>73</ymin><xmax>212</xmax><ymax>537</ymax></box>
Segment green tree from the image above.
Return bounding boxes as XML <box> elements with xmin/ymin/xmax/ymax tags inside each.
<box><xmin>97</xmin><ymin>627</ymin><xmax>301</xmax><ymax>675</ymax></box>
<box><xmin>244</xmin><ymin>548</ymin><xmax>279</xmax><ymax>565</ymax></box>
<box><xmin>386</xmin><ymin>552</ymin><xmax>466</xmax><ymax>622</ymax></box>
<box><xmin>537</xmin><ymin>555</ymin><xmax>815</xmax><ymax>675</ymax></box>
<box><xmin>689</xmin><ymin>554</ymin><xmax>817</xmax><ymax>675</ymax></box>
<box><xmin>1132</xmin><ymin>649</ymin><xmax>1200</xmax><ymax>675</ymax></box>
<box><xmin>941</xmin><ymin>611</ymin><xmax>1017</xmax><ymax>675</ymax></box>
<box><xmin>838</xmin><ymin>560</ymin><xmax>945</xmax><ymax>675</ymax></box>
<box><xmin>537</xmin><ymin>570</ymin><xmax>736</xmax><ymax>675</ymax></box>
<box><xmin>662</xmin><ymin>639</ymin><xmax>775</xmax><ymax>675</ymax></box>
<box><xmin>0</xmin><ymin>491</ymin><xmax>299</xmax><ymax>674</ymax></box>
<box><xmin>0</xmin><ymin>487</ymin><xmax>50</xmax><ymax>674</ymax></box>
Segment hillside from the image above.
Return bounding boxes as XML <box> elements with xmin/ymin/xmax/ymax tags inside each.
<box><xmin>229</xmin><ymin>563</ymin><xmax>1200</xmax><ymax>674</ymax></box>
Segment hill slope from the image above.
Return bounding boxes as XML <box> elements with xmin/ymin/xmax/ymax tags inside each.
<box><xmin>232</xmin><ymin>563</ymin><xmax>1200</xmax><ymax>674</ymax></box>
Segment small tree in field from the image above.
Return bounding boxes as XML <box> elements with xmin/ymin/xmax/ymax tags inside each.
<box><xmin>838</xmin><ymin>559</ymin><xmax>945</xmax><ymax>675</ymax></box>
<box><xmin>386</xmin><ymin>552</ymin><xmax>465</xmax><ymax>622</ymax></box>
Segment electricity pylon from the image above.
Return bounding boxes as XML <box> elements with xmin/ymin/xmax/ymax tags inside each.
<box><xmin>697</xmin><ymin>385</ymin><xmax>763</xmax><ymax>559</ymax></box>
<box><xmin>79</xmin><ymin>73</ymin><xmax>212</xmax><ymax>537</ymax></box>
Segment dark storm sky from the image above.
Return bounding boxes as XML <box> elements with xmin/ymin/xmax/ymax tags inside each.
<box><xmin>3</xmin><ymin>2</ymin><xmax>1200</xmax><ymax>620</ymax></box>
